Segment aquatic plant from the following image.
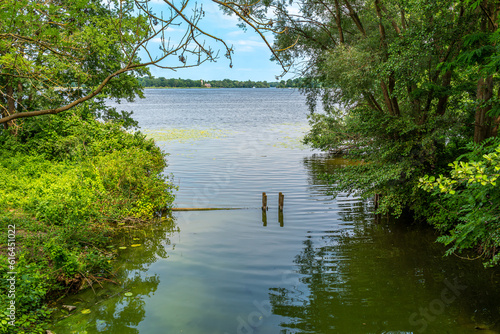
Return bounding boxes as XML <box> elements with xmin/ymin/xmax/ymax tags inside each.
<box><xmin>143</xmin><ymin>128</ymin><xmax>229</xmax><ymax>143</ymax></box>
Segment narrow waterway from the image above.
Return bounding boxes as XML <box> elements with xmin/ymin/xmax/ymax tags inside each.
<box><xmin>52</xmin><ymin>89</ymin><xmax>500</xmax><ymax>334</ymax></box>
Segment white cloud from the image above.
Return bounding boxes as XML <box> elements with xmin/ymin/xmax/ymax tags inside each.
<box><xmin>150</xmin><ymin>37</ymin><xmax>163</xmax><ymax>43</ymax></box>
<box><xmin>287</xmin><ymin>4</ymin><xmax>302</xmax><ymax>16</ymax></box>
<box><xmin>227</xmin><ymin>30</ymin><xmax>245</xmax><ymax>37</ymax></box>
<box><xmin>228</xmin><ymin>39</ymin><xmax>268</xmax><ymax>52</ymax></box>
<box><xmin>227</xmin><ymin>38</ymin><xmax>267</xmax><ymax>52</ymax></box>
<box><xmin>165</xmin><ymin>26</ymin><xmax>184</xmax><ymax>33</ymax></box>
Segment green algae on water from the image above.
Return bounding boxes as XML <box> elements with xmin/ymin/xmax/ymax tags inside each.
<box><xmin>143</xmin><ymin>128</ymin><xmax>229</xmax><ymax>143</ymax></box>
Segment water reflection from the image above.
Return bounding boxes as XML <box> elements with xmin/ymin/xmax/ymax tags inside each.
<box><xmin>279</xmin><ymin>211</ymin><xmax>284</xmax><ymax>227</ymax></box>
<box><xmin>51</xmin><ymin>218</ymin><xmax>178</xmax><ymax>333</ymax></box>
<box><xmin>268</xmin><ymin>156</ymin><xmax>500</xmax><ymax>333</ymax></box>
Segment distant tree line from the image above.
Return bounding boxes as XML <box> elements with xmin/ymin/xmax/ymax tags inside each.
<box><xmin>138</xmin><ymin>76</ymin><xmax>303</xmax><ymax>88</ymax></box>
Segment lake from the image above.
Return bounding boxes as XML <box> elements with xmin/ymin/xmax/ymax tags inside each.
<box><xmin>51</xmin><ymin>88</ymin><xmax>500</xmax><ymax>334</ymax></box>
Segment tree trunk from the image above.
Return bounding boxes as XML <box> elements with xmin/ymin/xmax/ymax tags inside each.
<box><xmin>344</xmin><ymin>0</ymin><xmax>366</xmax><ymax>36</ymax></box>
<box><xmin>375</xmin><ymin>0</ymin><xmax>387</xmax><ymax>50</ymax></box>
<box><xmin>388</xmin><ymin>76</ymin><xmax>400</xmax><ymax>116</ymax></box>
<box><xmin>380</xmin><ymin>80</ymin><xmax>394</xmax><ymax>116</ymax></box>
<box><xmin>436</xmin><ymin>70</ymin><xmax>452</xmax><ymax>115</ymax></box>
<box><xmin>333</xmin><ymin>0</ymin><xmax>344</xmax><ymax>44</ymax></box>
<box><xmin>474</xmin><ymin>75</ymin><xmax>494</xmax><ymax>143</ymax></box>
<box><xmin>490</xmin><ymin>86</ymin><xmax>500</xmax><ymax>137</ymax></box>
<box><xmin>364</xmin><ymin>92</ymin><xmax>384</xmax><ymax>113</ymax></box>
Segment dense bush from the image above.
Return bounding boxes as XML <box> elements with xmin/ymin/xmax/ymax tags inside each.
<box><xmin>420</xmin><ymin>139</ymin><xmax>500</xmax><ymax>267</ymax></box>
<box><xmin>0</xmin><ymin>107</ymin><xmax>175</xmax><ymax>333</ymax></box>
<box><xmin>303</xmin><ymin>105</ymin><xmax>470</xmax><ymax>217</ymax></box>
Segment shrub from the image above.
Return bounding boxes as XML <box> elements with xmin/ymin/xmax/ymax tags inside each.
<box><xmin>420</xmin><ymin>138</ymin><xmax>500</xmax><ymax>267</ymax></box>
<box><xmin>0</xmin><ymin>106</ymin><xmax>175</xmax><ymax>333</ymax></box>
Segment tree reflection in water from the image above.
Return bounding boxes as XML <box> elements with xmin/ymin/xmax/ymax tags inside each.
<box><xmin>50</xmin><ymin>217</ymin><xmax>178</xmax><ymax>333</ymax></box>
<box><xmin>268</xmin><ymin>155</ymin><xmax>500</xmax><ymax>333</ymax></box>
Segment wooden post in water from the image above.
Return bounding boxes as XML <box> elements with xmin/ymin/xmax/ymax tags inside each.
<box><xmin>278</xmin><ymin>192</ymin><xmax>284</xmax><ymax>212</ymax></box>
<box><xmin>262</xmin><ymin>192</ymin><xmax>268</xmax><ymax>211</ymax></box>
<box><xmin>374</xmin><ymin>193</ymin><xmax>381</xmax><ymax>224</ymax></box>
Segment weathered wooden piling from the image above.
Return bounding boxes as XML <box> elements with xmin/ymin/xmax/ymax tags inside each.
<box><xmin>374</xmin><ymin>193</ymin><xmax>380</xmax><ymax>211</ymax></box>
<box><xmin>374</xmin><ymin>193</ymin><xmax>381</xmax><ymax>223</ymax></box>
<box><xmin>262</xmin><ymin>192</ymin><xmax>268</xmax><ymax>211</ymax></box>
<box><xmin>278</xmin><ymin>192</ymin><xmax>284</xmax><ymax>211</ymax></box>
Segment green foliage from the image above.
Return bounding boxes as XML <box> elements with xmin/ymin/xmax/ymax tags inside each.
<box><xmin>419</xmin><ymin>139</ymin><xmax>500</xmax><ymax>267</ymax></box>
<box><xmin>0</xmin><ymin>108</ymin><xmax>175</xmax><ymax>225</ymax></box>
<box><xmin>0</xmin><ymin>107</ymin><xmax>175</xmax><ymax>333</ymax></box>
<box><xmin>304</xmin><ymin>100</ymin><xmax>469</xmax><ymax>217</ymax></box>
<box><xmin>0</xmin><ymin>0</ymin><xmax>148</xmax><ymax>127</ymax></box>
<box><xmin>271</xmin><ymin>0</ymin><xmax>500</xmax><ymax>246</ymax></box>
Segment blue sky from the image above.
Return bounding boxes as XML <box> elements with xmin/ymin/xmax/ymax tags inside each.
<box><xmin>138</xmin><ymin>0</ymin><xmax>293</xmax><ymax>82</ymax></box>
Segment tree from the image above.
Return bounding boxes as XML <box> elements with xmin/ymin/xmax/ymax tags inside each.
<box><xmin>0</xmin><ymin>0</ymin><xmax>293</xmax><ymax>130</ymax></box>
<box><xmin>458</xmin><ymin>1</ymin><xmax>500</xmax><ymax>143</ymax></box>
<box><xmin>247</xmin><ymin>0</ymin><xmax>500</xmax><ymax>216</ymax></box>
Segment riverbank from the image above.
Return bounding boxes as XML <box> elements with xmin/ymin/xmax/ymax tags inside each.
<box><xmin>0</xmin><ymin>108</ymin><xmax>175</xmax><ymax>333</ymax></box>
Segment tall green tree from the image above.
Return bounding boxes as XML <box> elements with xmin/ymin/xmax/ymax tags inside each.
<box><xmin>249</xmin><ymin>0</ymin><xmax>500</xmax><ymax>216</ymax></box>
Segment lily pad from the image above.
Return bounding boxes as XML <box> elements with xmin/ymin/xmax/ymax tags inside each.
<box><xmin>124</xmin><ymin>292</ymin><xmax>133</xmax><ymax>297</ymax></box>
<box><xmin>133</xmin><ymin>238</ymin><xmax>140</xmax><ymax>240</ymax></box>
<box><xmin>131</xmin><ymin>244</ymin><xmax>141</xmax><ymax>247</ymax></box>
<box><xmin>81</xmin><ymin>309</ymin><xmax>91</xmax><ymax>314</ymax></box>
<box><xmin>118</xmin><ymin>246</ymin><xmax>127</xmax><ymax>250</ymax></box>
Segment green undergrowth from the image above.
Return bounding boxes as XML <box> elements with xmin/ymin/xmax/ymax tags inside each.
<box><xmin>0</xmin><ymin>107</ymin><xmax>176</xmax><ymax>333</ymax></box>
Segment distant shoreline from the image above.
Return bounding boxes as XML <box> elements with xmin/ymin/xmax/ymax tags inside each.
<box><xmin>139</xmin><ymin>77</ymin><xmax>303</xmax><ymax>89</ymax></box>
<box><xmin>142</xmin><ymin>87</ymin><xmax>286</xmax><ymax>89</ymax></box>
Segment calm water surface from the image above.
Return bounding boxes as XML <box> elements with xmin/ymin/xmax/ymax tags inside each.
<box><xmin>52</xmin><ymin>89</ymin><xmax>500</xmax><ymax>334</ymax></box>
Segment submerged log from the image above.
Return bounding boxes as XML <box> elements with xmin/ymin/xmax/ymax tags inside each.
<box><xmin>171</xmin><ymin>208</ymin><xmax>243</xmax><ymax>211</ymax></box>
